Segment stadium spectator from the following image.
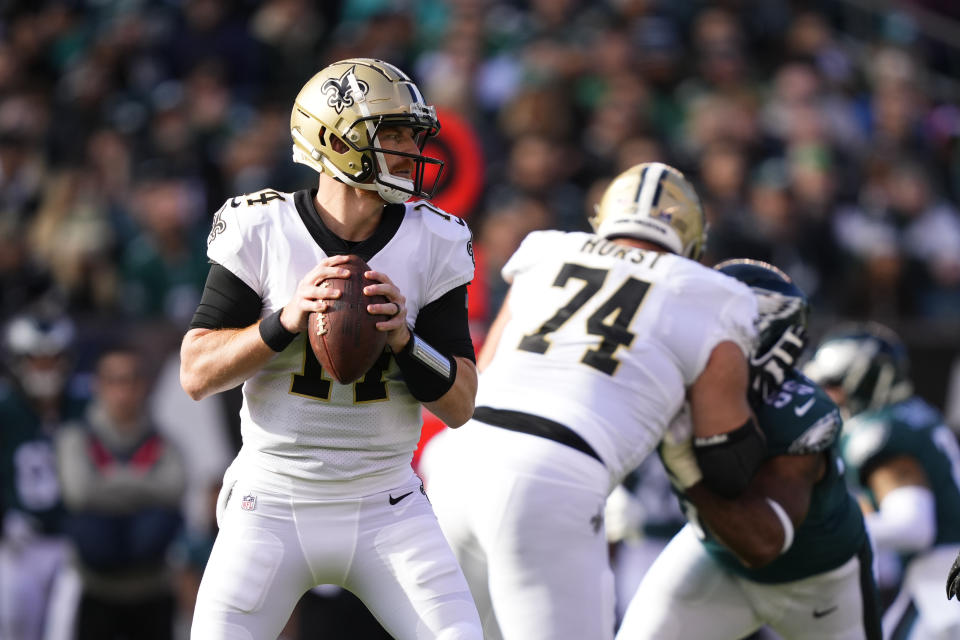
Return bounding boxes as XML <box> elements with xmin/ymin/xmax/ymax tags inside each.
<box><xmin>0</xmin><ymin>311</ymin><xmax>86</xmax><ymax>640</ymax></box>
<box><xmin>55</xmin><ymin>343</ymin><xmax>186</xmax><ymax>640</ymax></box>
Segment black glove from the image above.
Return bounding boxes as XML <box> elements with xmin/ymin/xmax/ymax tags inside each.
<box><xmin>947</xmin><ymin>549</ymin><xmax>960</xmax><ymax>600</ymax></box>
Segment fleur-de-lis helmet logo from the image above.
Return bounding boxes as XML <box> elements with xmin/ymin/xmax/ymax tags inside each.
<box><xmin>321</xmin><ymin>66</ymin><xmax>370</xmax><ymax>114</ymax></box>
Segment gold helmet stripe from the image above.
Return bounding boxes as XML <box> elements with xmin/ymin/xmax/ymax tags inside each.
<box><xmin>635</xmin><ymin>162</ymin><xmax>666</xmax><ymax>216</ymax></box>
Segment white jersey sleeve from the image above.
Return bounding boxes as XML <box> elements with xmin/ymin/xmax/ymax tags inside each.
<box><xmin>410</xmin><ymin>201</ymin><xmax>475</xmax><ymax>303</ymax></box>
<box><xmin>501</xmin><ymin>230</ymin><xmax>552</xmax><ymax>285</ymax></box>
<box><xmin>205</xmin><ymin>190</ymin><xmax>289</xmax><ymax>297</ymax></box>
<box><xmin>655</xmin><ymin>267</ymin><xmax>758</xmax><ymax>385</ymax></box>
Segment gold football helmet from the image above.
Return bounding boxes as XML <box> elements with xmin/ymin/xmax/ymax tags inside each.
<box><xmin>591</xmin><ymin>162</ymin><xmax>707</xmax><ymax>260</ymax></box>
<box><xmin>290</xmin><ymin>58</ymin><xmax>443</xmax><ymax>204</ymax></box>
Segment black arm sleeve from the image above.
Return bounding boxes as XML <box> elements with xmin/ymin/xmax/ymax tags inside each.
<box><xmin>189</xmin><ymin>263</ymin><xmax>263</xmax><ymax>330</ymax></box>
<box><xmin>412</xmin><ymin>284</ymin><xmax>476</xmax><ymax>362</ymax></box>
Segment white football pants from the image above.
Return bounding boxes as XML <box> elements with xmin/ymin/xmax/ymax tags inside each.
<box><xmin>190</xmin><ymin>471</ymin><xmax>482</xmax><ymax>640</ymax></box>
<box><xmin>616</xmin><ymin>524</ymin><xmax>879</xmax><ymax>640</ymax></box>
<box><xmin>421</xmin><ymin>423</ymin><xmax>615</xmax><ymax>640</ymax></box>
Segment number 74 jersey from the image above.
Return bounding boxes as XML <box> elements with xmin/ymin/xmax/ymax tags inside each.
<box><xmin>477</xmin><ymin>230</ymin><xmax>758</xmax><ymax>486</ymax></box>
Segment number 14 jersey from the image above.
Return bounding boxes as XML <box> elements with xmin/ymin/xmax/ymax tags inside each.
<box><xmin>476</xmin><ymin>230</ymin><xmax>757</xmax><ymax>487</ymax></box>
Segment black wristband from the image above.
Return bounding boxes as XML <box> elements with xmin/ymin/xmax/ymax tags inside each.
<box><xmin>259</xmin><ymin>309</ymin><xmax>298</xmax><ymax>352</ymax></box>
<box><xmin>394</xmin><ymin>332</ymin><xmax>457</xmax><ymax>402</ymax></box>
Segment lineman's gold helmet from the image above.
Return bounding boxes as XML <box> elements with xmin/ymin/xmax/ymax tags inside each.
<box><xmin>591</xmin><ymin>162</ymin><xmax>707</xmax><ymax>260</ymax></box>
<box><xmin>290</xmin><ymin>58</ymin><xmax>443</xmax><ymax>204</ymax></box>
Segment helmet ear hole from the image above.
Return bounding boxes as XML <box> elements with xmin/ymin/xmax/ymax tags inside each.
<box><xmin>330</xmin><ymin>136</ymin><xmax>349</xmax><ymax>154</ymax></box>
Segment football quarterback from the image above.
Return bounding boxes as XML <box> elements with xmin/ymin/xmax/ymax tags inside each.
<box><xmin>181</xmin><ymin>58</ymin><xmax>482</xmax><ymax>639</ymax></box>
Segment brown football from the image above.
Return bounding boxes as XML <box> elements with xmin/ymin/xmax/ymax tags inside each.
<box><xmin>308</xmin><ymin>255</ymin><xmax>389</xmax><ymax>384</ymax></box>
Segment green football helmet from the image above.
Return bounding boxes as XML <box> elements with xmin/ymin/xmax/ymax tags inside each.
<box><xmin>804</xmin><ymin>322</ymin><xmax>913</xmax><ymax>417</ymax></box>
<box><xmin>715</xmin><ymin>259</ymin><xmax>809</xmax><ymax>400</ymax></box>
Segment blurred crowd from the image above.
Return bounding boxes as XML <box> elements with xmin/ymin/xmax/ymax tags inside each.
<box><xmin>2</xmin><ymin>0</ymin><xmax>960</xmax><ymax>638</ymax></box>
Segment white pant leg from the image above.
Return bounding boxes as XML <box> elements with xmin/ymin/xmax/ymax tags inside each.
<box><xmin>616</xmin><ymin>524</ymin><xmax>761</xmax><ymax>640</ymax></box>
<box><xmin>611</xmin><ymin>537</ymin><xmax>671</xmax><ymax>624</ymax></box>
<box><xmin>421</xmin><ymin>428</ymin><xmax>503</xmax><ymax>639</ymax></box>
<box><xmin>342</xmin><ymin>475</ymin><xmax>482</xmax><ymax>640</ymax></box>
<box><xmin>485</xmin><ymin>470</ymin><xmax>613</xmax><ymax>640</ymax></box>
<box><xmin>423</xmin><ymin>424</ymin><xmax>613</xmax><ymax>640</ymax></box>
<box><xmin>190</xmin><ymin>487</ymin><xmax>314</xmax><ymax>640</ymax></box>
<box><xmin>884</xmin><ymin>545</ymin><xmax>960</xmax><ymax>640</ymax></box>
<box><xmin>745</xmin><ymin>548</ymin><xmax>878</xmax><ymax>640</ymax></box>
<box><xmin>0</xmin><ymin>537</ymin><xmax>68</xmax><ymax>640</ymax></box>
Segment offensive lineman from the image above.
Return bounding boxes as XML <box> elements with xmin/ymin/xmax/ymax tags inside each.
<box><xmin>179</xmin><ymin>59</ymin><xmax>482</xmax><ymax>639</ymax></box>
<box><xmin>419</xmin><ymin>162</ymin><xmax>763</xmax><ymax>640</ymax></box>
<box><xmin>617</xmin><ymin>260</ymin><xmax>882</xmax><ymax>640</ymax></box>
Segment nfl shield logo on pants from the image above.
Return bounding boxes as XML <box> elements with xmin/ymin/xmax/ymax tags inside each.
<box><xmin>240</xmin><ymin>494</ymin><xmax>257</xmax><ymax>511</ymax></box>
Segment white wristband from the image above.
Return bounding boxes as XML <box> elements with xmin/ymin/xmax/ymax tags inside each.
<box><xmin>765</xmin><ymin>498</ymin><xmax>794</xmax><ymax>554</ymax></box>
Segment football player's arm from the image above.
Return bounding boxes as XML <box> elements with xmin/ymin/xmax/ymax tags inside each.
<box><xmin>366</xmin><ymin>276</ymin><xmax>477</xmax><ymax>428</ymax></box>
<box><xmin>181</xmin><ymin>258</ymin><xmax>350</xmax><ymax>400</ymax></box>
<box><xmin>686</xmin><ymin>340</ymin><xmax>765</xmax><ymax>497</ymax></box>
<box><xmin>477</xmin><ymin>289</ymin><xmax>511</xmax><ymax>372</ymax></box>
<box><xmin>684</xmin><ymin>451</ymin><xmax>824</xmax><ymax>568</ymax></box>
<box><xmin>862</xmin><ymin>454</ymin><xmax>935</xmax><ymax>552</ymax></box>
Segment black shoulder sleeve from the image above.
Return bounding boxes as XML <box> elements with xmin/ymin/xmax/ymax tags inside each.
<box><xmin>412</xmin><ymin>284</ymin><xmax>476</xmax><ymax>363</ymax></box>
<box><xmin>189</xmin><ymin>263</ymin><xmax>263</xmax><ymax>330</ymax></box>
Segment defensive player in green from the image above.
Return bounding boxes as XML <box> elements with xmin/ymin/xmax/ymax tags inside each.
<box><xmin>0</xmin><ymin>312</ymin><xmax>87</xmax><ymax>640</ymax></box>
<box><xmin>617</xmin><ymin>259</ymin><xmax>881</xmax><ymax>640</ymax></box>
<box><xmin>806</xmin><ymin>322</ymin><xmax>960</xmax><ymax>640</ymax></box>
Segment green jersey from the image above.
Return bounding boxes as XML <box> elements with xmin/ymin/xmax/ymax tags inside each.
<box><xmin>841</xmin><ymin>396</ymin><xmax>960</xmax><ymax>548</ymax></box>
<box><xmin>0</xmin><ymin>379</ymin><xmax>86</xmax><ymax>534</ymax></box>
<box><xmin>698</xmin><ymin>369</ymin><xmax>868</xmax><ymax>583</ymax></box>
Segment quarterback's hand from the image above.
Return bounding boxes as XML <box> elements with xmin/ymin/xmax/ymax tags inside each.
<box><xmin>948</xmin><ymin>549</ymin><xmax>960</xmax><ymax>600</ymax></box>
<box><xmin>659</xmin><ymin>404</ymin><xmax>703</xmax><ymax>492</ymax></box>
<box><xmin>281</xmin><ymin>255</ymin><xmax>353</xmax><ymax>333</ymax></box>
<box><xmin>363</xmin><ymin>269</ymin><xmax>410</xmax><ymax>352</ymax></box>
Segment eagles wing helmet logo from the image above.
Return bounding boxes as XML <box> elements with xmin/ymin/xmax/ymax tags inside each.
<box><xmin>753</xmin><ymin>289</ymin><xmax>804</xmax><ymax>336</ymax></box>
<box><xmin>321</xmin><ymin>67</ymin><xmax>370</xmax><ymax>115</ymax></box>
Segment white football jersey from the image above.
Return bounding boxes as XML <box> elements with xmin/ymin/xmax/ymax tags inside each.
<box><xmin>206</xmin><ymin>189</ymin><xmax>474</xmax><ymax>497</ymax></box>
<box><xmin>476</xmin><ymin>230</ymin><xmax>757</xmax><ymax>487</ymax></box>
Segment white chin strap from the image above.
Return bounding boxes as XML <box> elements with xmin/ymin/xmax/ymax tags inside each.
<box><xmin>375</xmin><ymin>177</ymin><xmax>413</xmax><ymax>204</ymax></box>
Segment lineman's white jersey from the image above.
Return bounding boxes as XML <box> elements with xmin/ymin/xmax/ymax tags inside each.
<box><xmin>205</xmin><ymin>189</ymin><xmax>474</xmax><ymax>497</ymax></box>
<box><xmin>476</xmin><ymin>230</ymin><xmax>757</xmax><ymax>488</ymax></box>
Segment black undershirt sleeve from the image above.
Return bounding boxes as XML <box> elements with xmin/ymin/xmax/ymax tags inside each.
<box><xmin>189</xmin><ymin>263</ymin><xmax>263</xmax><ymax>330</ymax></box>
<box><xmin>412</xmin><ymin>284</ymin><xmax>476</xmax><ymax>363</ymax></box>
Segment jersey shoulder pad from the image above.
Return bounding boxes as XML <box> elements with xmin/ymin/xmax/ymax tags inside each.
<box><xmin>673</xmin><ymin>261</ymin><xmax>758</xmax><ymax>353</ymax></box>
<box><xmin>206</xmin><ymin>189</ymin><xmax>293</xmax><ymax>290</ymax></box>
<box><xmin>753</xmin><ymin>371</ymin><xmax>841</xmax><ymax>455</ymax></box>
<box><xmin>841</xmin><ymin>412</ymin><xmax>893</xmax><ymax>469</ymax></box>
<box><xmin>502</xmin><ymin>230</ymin><xmax>577</xmax><ymax>282</ymax></box>
<box><xmin>407</xmin><ymin>201</ymin><xmax>472</xmax><ymax>241</ymax></box>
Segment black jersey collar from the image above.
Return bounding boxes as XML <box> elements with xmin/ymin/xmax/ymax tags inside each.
<box><xmin>294</xmin><ymin>189</ymin><xmax>404</xmax><ymax>261</ymax></box>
